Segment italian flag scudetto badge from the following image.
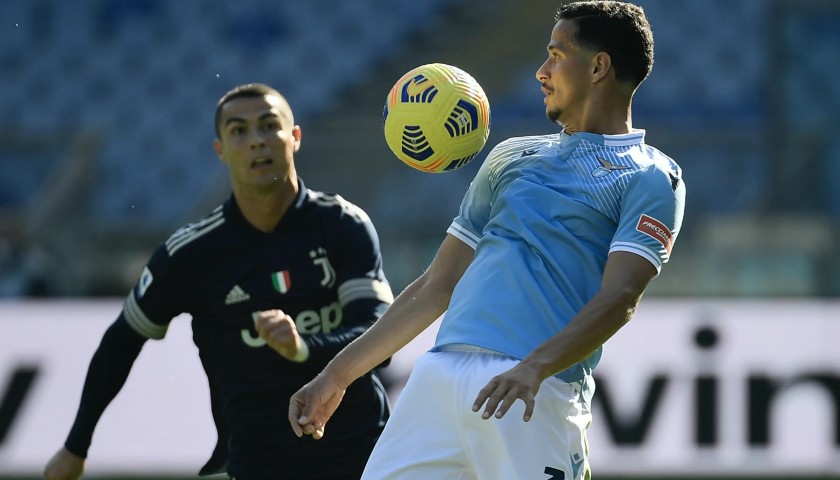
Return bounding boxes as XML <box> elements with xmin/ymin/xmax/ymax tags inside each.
<box><xmin>272</xmin><ymin>270</ymin><xmax>291</xmax><ymax>294</ymax></box>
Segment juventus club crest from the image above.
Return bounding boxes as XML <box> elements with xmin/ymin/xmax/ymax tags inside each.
<box><xmin>310</xmin><ymin>247</ymin><xmax>336</xmax><ymax>288</ymax></box>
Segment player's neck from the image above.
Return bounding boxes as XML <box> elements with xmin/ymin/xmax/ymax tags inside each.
<box><xmin>567</xmin><ymin>91</ymin><xmax>633</xmax><ymax>135</ymax></box>
<box><xmin>233</xmin><ymin>176</ymin><xmax>299</xmax><ymax>233</ymax></box>
<box><xmin>564</xmin><ymin>115</ymin><xmax>631</xmax><ymax>136</ymax></box>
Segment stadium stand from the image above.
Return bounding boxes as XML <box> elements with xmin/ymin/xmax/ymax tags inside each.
<box><xmin>0</xmin><ymin>0</ymin><xmax>838</xmax><ymax>296</ymax></box>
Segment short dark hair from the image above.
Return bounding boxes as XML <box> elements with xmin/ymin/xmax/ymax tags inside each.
<box><xmin>555</xmin><ymin>1</ymin><xmax>654</xmax><ymax>89</ymax></box>
<box><xmin>214</xmin><ymin>83</ymin><xmax>292</xmax><ymax>138</ymax></box>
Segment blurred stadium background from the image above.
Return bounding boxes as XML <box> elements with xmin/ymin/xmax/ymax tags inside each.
<box><xmin>1</xmin><ymin>0</ymin><xmax>839</xmax><ymax>478</ymax></box>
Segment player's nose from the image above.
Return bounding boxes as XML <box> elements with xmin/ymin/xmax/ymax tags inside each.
<box><xmin>249</xmin><ymin>131</ymin><xmax>266</xmax><ymax>149</ymax></box>
<box><xmin>535</xmin><ymin>58</ymin><xmax>550</xmax><ymax>82</ymax></box>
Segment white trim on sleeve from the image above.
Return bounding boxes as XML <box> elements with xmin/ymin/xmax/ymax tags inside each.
<box><xmin>123</xmin><ymin>293</ymin><xmax>168</xmax><ymax>340</ymax></box>
<box><xmin>447</xmin><ymin>223</ymin><xmax>479</xmax><ymax>249</ymax></box>
<box><xmin>338</xmin><ymin>278</ymin><xmax>394</xmax><ymax>306</ymax></box>
<box><xmin>610</xmin><ymin>241</ymin><xmax>663</xmax><ymax>273</ymax></box>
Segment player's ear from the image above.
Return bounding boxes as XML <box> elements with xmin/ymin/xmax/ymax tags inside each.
<box><xmin>591</xmin><ymin>51</ymin><xmax>611</xmax><ymax>83</ymax></box>
<box><xmin>213</xmin><ymin>138</ymin><xmax>225</xmax><ymax>162</ymax></box>
<box><xmin>292</xmin><ymin>125</ymin><xmax>302</xmax><ymax>152</ymax></box>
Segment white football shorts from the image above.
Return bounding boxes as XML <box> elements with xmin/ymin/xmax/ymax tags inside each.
<box><xmin>361</xmin><ymin>348</ymin><xmax>594</xmax><ymax>480</ymax></box>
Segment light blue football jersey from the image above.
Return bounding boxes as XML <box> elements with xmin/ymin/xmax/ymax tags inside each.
<box><xmin>437</xmin><ymin>130</ymin><xmax>685</xmax><ymax>381</ymax></box>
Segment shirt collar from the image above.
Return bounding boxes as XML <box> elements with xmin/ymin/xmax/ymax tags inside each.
<box><xmin>224</xmin><ymin>177</ymin><xmax>309</xmax><ymax>230</ymax></box>
<box><xmin>563</xmin><ymin>129</ymin><xmax>646</xmax><ymax>146</ymax></box>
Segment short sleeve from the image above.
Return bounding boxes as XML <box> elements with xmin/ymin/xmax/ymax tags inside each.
<box><xmin>611</xmin><ymin>163</ymin><xmax>686</xmax><ymax>272</ymax></box>
<box><xmin>447</xmin><ymin>148</ymin><xmax>498</xmax><ymax>249</ymax></box>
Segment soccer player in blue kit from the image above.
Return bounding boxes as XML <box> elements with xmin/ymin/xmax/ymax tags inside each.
<box><xmin>44</xmin><ymin>83</ymin><xmax>394</xmax><ymax>480</ymax></box>
<box><xmin>289</xmin><ymin>2</ymin><xmax>686</xmax><ymax>479</ymax></box>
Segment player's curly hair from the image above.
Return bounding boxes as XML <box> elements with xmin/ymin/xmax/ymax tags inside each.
<box><xmin>556</xmin><ymin>1</ymin><xmax>654</xmax><ymax>89</ymax></box>
<box><xmin>214</xmin><ymin>83</ymin><xmax>293</xmax><ymax>138</ymax></box>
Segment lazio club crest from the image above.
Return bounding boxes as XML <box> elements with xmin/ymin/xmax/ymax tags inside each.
<box><xmin>272</xmin><ymin>270</ymin><xmax>291</xmax><ymax>294</ymax></box>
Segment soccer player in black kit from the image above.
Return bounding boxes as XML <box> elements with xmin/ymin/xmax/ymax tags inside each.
<box><xmin>44</xmin><ymin>83</ymin><xmax>394</xmax><ymax>480</ymax></box>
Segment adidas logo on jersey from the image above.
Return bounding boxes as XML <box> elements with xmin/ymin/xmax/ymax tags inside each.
<box><xmin>225</xmin><ymin>285</ymin><xmax>251</xmax><ymax>305</ymax></box>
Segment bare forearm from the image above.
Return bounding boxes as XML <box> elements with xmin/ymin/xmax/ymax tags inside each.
<box><xmin>324</xmin><ymin>273</ymin><xmax>450</xmax><ymax>386</ymax></box>
<box><xmin>322</xmin><ymin>234</ymin><xmax>473</xmax><ymax>386</ymax></box>
<box><xmin>522</xmin><ymin>289</ymin><xmax>641</xmax><ymax>381</ymax></box>
<box><xmin>522</xmin><ymin>252</ymin><xmax>658</xmax><ymax>381</ymax></box>
<box><xmin>303</xmin><ymin>299</ymin><xmax>386</xmax><ymax>364</ymax></box>
<box><xmin>288</xmin><ymin>235</ymin><xmax>473</xmax><ymax>439</ymax></box>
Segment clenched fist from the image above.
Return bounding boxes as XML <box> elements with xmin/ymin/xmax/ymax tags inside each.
<box><xmin>255</xmin><ymin>309</ymin><xmax>309</xmax><ymax>362</ymax></box>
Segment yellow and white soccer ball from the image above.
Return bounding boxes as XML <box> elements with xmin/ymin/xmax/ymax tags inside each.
<box><xmin>383</xmin><ymin>63</ymin><xmax>491</xmax><ymax>173</ymax></box>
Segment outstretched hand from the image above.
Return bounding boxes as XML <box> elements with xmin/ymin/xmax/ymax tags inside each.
<box><xmin>288</xmin><ymin>371</ymin><xmax>347</xmax><ymax>439</ymax></box>
<box><xmin>471</xmin><ymin>361</ymin><xmax>544</xmax><ymax>422</ymax></box>
<box><xmin>43</xmin><ymin>447</ymin><xmax>84</xmax><ymax>480</ymax></box>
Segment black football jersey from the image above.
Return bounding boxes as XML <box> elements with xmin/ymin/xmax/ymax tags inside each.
<box><xmin>121</xmin><ymin>179</ymin><xmax>393</xmax><ymax>479</ymax></box>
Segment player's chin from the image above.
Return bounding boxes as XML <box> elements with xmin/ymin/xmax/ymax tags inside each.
<box><xmin>248</xmin><ymin>175</ymin><xmax>285</xmax><ymax>189</ymax></box>
<box><xmin>546</xmin><ymin>109</ymin><xmax>562</xmax><ymax>124</ymax></box>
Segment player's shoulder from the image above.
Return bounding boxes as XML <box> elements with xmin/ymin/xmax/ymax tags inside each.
<box><xmin>483</xmin><ymin>133</ymin><xmax>564</xmax><ymax>175</ymax></box>
<box><xmin>631</xmin><ymin>144</ymin><xmax>684</xmax><ymax>193</ymax></box>
<box><xmin>162</xmin><ymin>203</ymin><xmax>227</xmax><ymax>257</ymax></box>
<box><xmin>577</xmin><ymin>131</ymin><xmax>681</xmax><ymax>180</ymax></box>
<box><xmin>490</xmin><ymin>133</ymin><xmax>562</xmax><ymax>160</ymax></box>
<box><xmin>643</xmin><ymin>144</ymin><xmax>681</xmax><ymax>170</ymax></box>
<box><xmin>304</xmin><ymin>187</ymin><xmax>372</xmax><ymax>225</ymax></box>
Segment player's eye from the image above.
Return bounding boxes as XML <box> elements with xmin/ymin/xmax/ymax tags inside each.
<box><xmin>262</xmin><ymin>121</ymin><xmax>280</xmax><ymax>131</ymax></box>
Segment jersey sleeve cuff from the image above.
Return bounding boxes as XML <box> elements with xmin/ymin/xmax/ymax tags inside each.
<box><xmin>290</xmin><ymin>340</ymin><xmax>310</xmax><ymax>363</ymax></box>
<box><xmin>447</xmin><ymin>222</ymin><xmax>479</xmax><ymax>249</ymax></box>
<box><xmin>610</xmin><ymin>242</ymin><xmax>663</xmax><ymax>274</ymax></box>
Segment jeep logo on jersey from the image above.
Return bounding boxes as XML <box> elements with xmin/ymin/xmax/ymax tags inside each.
<box><xmin>241</xmin><ymin>303</ymin><xmax>343</xmax><ymax>347</ymax></box>
<box><xmin>271</xmin><ymin>270</ymin><xmax>291</xmax><ymax>294</ymax></box>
